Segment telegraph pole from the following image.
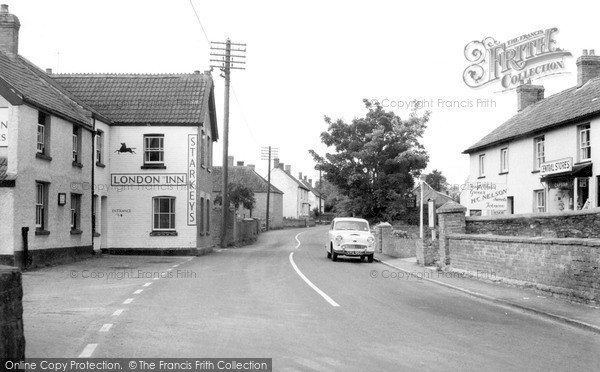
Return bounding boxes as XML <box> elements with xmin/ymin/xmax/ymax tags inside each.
<box><xmin>261</xmin><ymin>146</ymin><xmax>278</xmax><ymax>231</ymax></box>
<box><xmin>211</xmin><ymin>39</ymin><xmax>246</xmax><ymax>247</ymax></box>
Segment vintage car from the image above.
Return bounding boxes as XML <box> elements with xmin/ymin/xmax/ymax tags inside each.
<box><xmin>326</xmin><ymin>217</ymin><xmax>375</xmax><ymax>262</ymax></box>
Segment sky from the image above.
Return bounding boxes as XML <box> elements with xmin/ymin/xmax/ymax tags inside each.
<box><xmin>9</xmin><ymin>0</ymin><xmax>599</xmax><ymax>186</ymax></box>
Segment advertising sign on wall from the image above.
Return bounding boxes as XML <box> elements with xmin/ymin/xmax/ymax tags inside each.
<box><xmin>468</xmin><ymin>183</ymin><xmax>508</xmax><ymax>211</ymax></box>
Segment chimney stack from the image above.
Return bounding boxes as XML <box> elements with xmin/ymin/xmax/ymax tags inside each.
<box><xmin>285</xmin><ymin>165</ymin><xmax>291</xmax><ymax>174</ymax></box>
<box><xmin>236</xmin><ymin>161</ymin><xmax>244</xmax><ymax>166</ymax></box>
<box><xmin>0</xmin><ymin>4</ymin><xmax>20</xmax><ymax>57</ymax></box>
<box><xmin>46</xmin><ymin>68</ymin><xmax>52</xmax><ymax>74</ymax></box>
<box><xmin>577</xmin><ymin>49</ymin><xmax>600</xmax><ymax>87</ymax></box>
<box><xmin>299</xmin><ymin>172</ymin><xmax>303</xmax><ymax>181</ymax></box>
<box><xmin>247</xmin><ymin>164</ymin><xmax>255</xmax><ymax>171</ymax></box>
<box><xmin>273</xmin><ymin>158</ymin><xmax>280</xmax><ymax>169</ymax></box>
<box><xmin>227</xmin><ymin>156</ymin><xmax>234</xmax><ymax>167</ymax></box>
<box><xmin>516</xmin><ymin>82</ymin><xmax>544</xmax><ymax>111</ymax></box>
<box><xmin>309</xmin><ymin>179</ymin><xmax>313</xmax><ymax>186</ymax></box>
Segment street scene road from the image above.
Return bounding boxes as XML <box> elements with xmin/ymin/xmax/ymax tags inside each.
<box><xmin>22</xmin><ymin>227</ymin><xmax>600</xmax><ymax>371</ymax></box>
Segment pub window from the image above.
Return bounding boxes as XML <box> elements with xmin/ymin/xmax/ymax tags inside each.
<box><xmin>579</xmin><ymin>124</ymin><xmax>591</xmax><ymax>161</ymax></box>
<box><xmin>500</xmin><ymin>147</ymin><xmax>508</xmax><ymax>173</ymax></box>
<box><xmin>96</xmin><ymin>130</ymin><xmax>104</xmax><ymax>165</ymax></box>
<box><xmin>153</xmin><ymin>196</ymin><xmax>175</xmax><ymax>231</ymax></box>
<box><xmin>70</xmin><ymin>193</ymin><xmax>81</xmax><ymax>230</ymax></box>
<box><xmin>200</xmin><ymin>132</ymin><xmax>206</xmax><ymax>167</ymax></box>
<box><xmin>37</xmin><ymin>112</ymin><xmax>50</xmax><ymax>156</ymax></box>
<box><xmin>92</xmin><ymin>195</ymin><xmax>98</xmax><ymax>234</ymax></box>
<box><xmin>534</xmin><ymin>189</ymin><xmax>546</xmax><ymax>213</ymax></box>
<box><xmin>35</xmin><ymin>182</ymin><xmax>48</xmax><ymax>229</ymax></box>
<box><xmin>72</xmin><ymin>126</ymin><xmax>82</xmax><ymax>165</ymax></box>
<box><xmin>200</xmin><ymin>197</ymin><xmax>205</xmax><ymax>233</ymax></box>
<box><xmin>207</xmin><ymin>136</ymin><xmax>212</xmax><ymax>168</ymax></box>
<box><xmin>144</xmin><ymin>134</ymin><xmax>164</xmax><ymax>164</ymax></box>
<box><xmin>534</xmin><ymin>136</ymin><xmax>545</xmax><ymax>170</ymax></box>
<box><xmin>206</xmin><ymin>199</ymin><xmax>210</xmax><ymax>232</ymax></box>
<box><xmin>478</xmin><ymin>154</ymin><xmax>486</xmax><ymax>177</ymax></box>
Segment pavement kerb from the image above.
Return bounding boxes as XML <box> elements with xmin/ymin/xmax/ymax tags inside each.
<box><xmin>373</xmin><ymin>257</ymin><xmax>600</xmax><ymax>335</ymax></box>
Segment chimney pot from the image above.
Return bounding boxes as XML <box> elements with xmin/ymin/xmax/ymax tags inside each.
<box><xmin>577</xmin><ymin>49</ymin><xmax>600</xmax><ymax>87</ymax></box>
<box><xmin>285</xmin><ymin>165</ymin><xmax>291</xmax><ymax>174</ymax></box>
<box><xmin>227</xmin><ymin>156</ymin><xmax>234</xmax><ymax>167</ymax></box>
<box><xmin>236</xmin><ymin>161</ymin><xmax>244</xmax><ymax>166</ymax></box>
<box><xmin>0</xmin><ymin>4</ymin><xmax>21</xmax><ymax>56</ymax></box>
<box><xmin>194</xmin><ymin>70</ymin><xmax>200</xmax><ymax>74</ymax></box>
<box><xmin>299</xmin><ymin>172</ymin><xmax>303</xmax><ymax>180</ymax></box>
<box><xmin>247</xmin><ymin>164</ymin><xmax>255</xmax><ymax>170</ymax></box>
<box><xmin>46</xmin><ymin>68</ymin><xmax>52</xmax><ymax>74</ymax></box>
<box><xmin>273</xmin><ymin>158</ymin><xmax>280</xmax><ymax>169</ymax></box>
<box><xmin>279</xmin><ymin>162</ymin><xmax>284</xmax><ymax>170</ymax></box>
<box><xmin>516</xmin><ymin>83</ymin><xmax>544</xmax><ymax>111</ymax></box>
<box><xmin>309</xmin><ymin>178</ymin><xmax>313</xmax><ymax>186</ymax></box>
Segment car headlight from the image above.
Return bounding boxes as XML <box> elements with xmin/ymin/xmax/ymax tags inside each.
<box><xmin>335</xmin><ymin>235</ymin><xmax>343</xmax><ymax>243</ymax></box>
<box><xmin>367</xmin><ymin>236</ymin><xmax>375</xmax><ymax>244</ymax></box>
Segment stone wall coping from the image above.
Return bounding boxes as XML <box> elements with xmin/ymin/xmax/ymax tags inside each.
<box><xmin>437</xmin><ymin>201</ymin><xmax>467</xmax><ymax>214</ymax></box>
<box><xmin>447</xmin><ymin>233</ymin><xmax>600</xmax><ymax>247</ymax></box>
<box><xmin>0</xmin><ymin>265</ymin><xmax>20</xmax><ymax>273</ymax></box>
<box><xmin>375</xmin><ymin>222</ymin><xmax>392</xmax><ymax>227</ymax></box>
<box><xmin>466</xmin><ymin>207</ymin><xmax>600</xmax><ymax>222</ymax></box>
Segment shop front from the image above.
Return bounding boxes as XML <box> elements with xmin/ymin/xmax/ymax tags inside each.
<box><xmin>541</xmin><ymin>158</ymin><xmax>593</xmax><ymax>212</ymax></box>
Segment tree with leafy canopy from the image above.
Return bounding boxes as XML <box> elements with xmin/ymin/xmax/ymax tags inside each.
<box><xmin>425</xmin><ymin>169</ymin><xmax>448</xmax><ymax>193</ymax></box>
<box><xmin>310</xmin><ymin>99</ymin><xmax>430</xmax><ymax>221</ymax></box>
<box><xmin>214</xmin><ymin>183</ymin><xmax>256</xmax><ymax>212</ymax></box>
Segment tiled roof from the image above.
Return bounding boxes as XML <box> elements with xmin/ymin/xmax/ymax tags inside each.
<box><xmin>274</xmin><ymin>168</ymin><xmax>310</xmax><ymax>191</ymax></box>
<box><xmin>464</xmin><ymin>77</ymin><xmax>600</xmax><ymax>153</ymax></box>
<box><xmin>300</xmin><ymin>179</ymin><xmax>321</xmax><ymax>197</ymax></box>
<box><xmin>52</xmin><ymin>73</ymin><xmax>212</xmax><ymax>125</ymax></box>
<box><xmin>212</xmin><ymin>166</ymin><xmax>284</xmax><ymax>194</ymax></box>
<box><xmin>0</xmin><ymin>157</ymin><xmax>16</xmax><ymax>182</ymax></box>
<box><xmin>0</xmin><ymin>52</ymin><xmax>92</xmax><ymax>126</ymax></box>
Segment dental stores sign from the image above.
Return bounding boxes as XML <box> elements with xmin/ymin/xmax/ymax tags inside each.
<box><xmin>463</xmin><ymin>28</ymin><xmax>571</xmax><ymax>90</ymax></box>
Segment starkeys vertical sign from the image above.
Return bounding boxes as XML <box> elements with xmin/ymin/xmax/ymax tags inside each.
<box><xmin>463</xmin><ymin>28</ymin><xmax>571</xmax><ymax>90</ymax></box>
<box><xmin>0</xmin><ymin>107</ymin><xmax>8</xmax><ymax>147</ymax></box>
<box><xmin>187</xmin><ymin>134</ymin><xmax>197</xmax><ymax>226</ymax></box>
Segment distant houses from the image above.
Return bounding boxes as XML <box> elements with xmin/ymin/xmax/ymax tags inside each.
<box><xmin>212</xmin><ymin>158</ymin><xmax>284</xmax><ymax>229</ymax></box>
<box><xmin>270</xmin><ymin>159</ymin><xmax>311</xmax><ymax>219</ymax></box>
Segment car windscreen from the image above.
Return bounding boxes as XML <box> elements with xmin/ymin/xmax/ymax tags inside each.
<box><xmin>334</xmin><ymin>221</ymin><xmax>369</xmax><ymax>231</ymax></box>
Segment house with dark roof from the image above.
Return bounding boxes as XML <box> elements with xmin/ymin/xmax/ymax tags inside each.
<box><xmin>462</xmin><ymin>49</ymin><xmax>600</xmax><ymax>215</ymax></box>
<box><xmin>212</xmin><ymin>158</ymin><xmax>284</xmax><ymax>229</ymax></box>
<box><xmin>297</xmin><ymin>171</ymin><xmax>321</xmax><ymax>215</ymax></box>
<box><xmin>270</xmin><ymin>159</ymin><xmax>311</xmax><ymax>219</ymax></box>
<box><xmin>0</xmin><ymin>5</ymin><xmax>218</xmax><ymax>266</ymax></box>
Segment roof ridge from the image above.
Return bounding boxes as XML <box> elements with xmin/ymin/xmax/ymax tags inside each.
<box><xmin>53</xmin><ymin>72</ymin><xmax>207</xmax><ymax>77</ymax></box>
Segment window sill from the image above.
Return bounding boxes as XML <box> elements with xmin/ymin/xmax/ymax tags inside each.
<box><xmin>150</xmin><ymin>230</ymin><xmax>178</xmax><ymax>236</ymax></box>
<box><xmin>141</xmin><ymin>164</ymin><xmax>167</xmax><ymax>169</ymax></box>
<box><xmin>96</xmin><ymin>162</ymin><xmax>106</xmax><ymax>168</ymax></box>
<box><xmin>207</xmin><ymin>168</ymin><xmax>212</xmax><ymax>173</ymax></box>
<box><xmin>35</xmin><ymin>229</ymin><xmax>50</xmax><ymax>236</ymax></box>
<box><xmin>531</xmin><ymin>170</ymin><xmax>540</xmax><ymax>174</ymax></box>
<box><xmin>575</xmin><ymin>160</ymin><xmax>592</xmax><ymax>166</ymax></box>
<box><xmin>477</xmin><ymin>175</ymin><xmax>486</xmax><ymax>179</ymax></box>
<box><xmin>498</xmin><ymin>171</ymin><xmax>509</xmax><ymax>175</ymax></box>
<box><xmin>70</xmin><ymin>229</ymin><xmax>83</xmax><ymax>235</ymax></box>
<box><xmin>93</xmin><ymin>232</ymin><xmax>101</xmax><ymax>237</ymax></box>
<box><xmin>36</xmin><ymin>153</ymin><xmax>52</xmax><ymax>161</ymax></box>
<box><xmin>72</xmin><ymin>161</ymin><xmax>83</xmax><ymax>168</ymax></box>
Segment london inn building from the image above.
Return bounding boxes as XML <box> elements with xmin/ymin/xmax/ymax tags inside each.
<box><xmin>0</xmin><ymin>5</ymin><xmax>218</xmax><ymax>267</ymax></box>
<box><xmin>462</xmin><ymin>49</ymin><xmax>600</xmax><ymax>216</ymax></box>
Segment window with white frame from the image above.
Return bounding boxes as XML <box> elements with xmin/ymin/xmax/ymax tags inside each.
<box><xmin>96</xmin><ymin>130</ymin><xmax>104</xmax><ymax>164</ymax></box>
<box><xmin>579</xmin><ymin>124</ymin><xmax>591</xmax><ymax>161</ymax></box>
<box><xmin>36</xmin><ymin>182</ymin><xmax>46</xmax><ymax>229</ymax></box>
<box><xmin>478</xmin><ymin>154</ymin><xmax>486</xmax><ymax>177</ymax></box>
<box><xmin>144</xmin><ymin>134</ymin><xmax>164</xmax><ymax>164</ymax></box>
<box><xmin>71</xmin><ymin>193</ymin><xmax>81</xmax><ymax>230</ymax></box>
<box><xmin>200</xmin><ymin>132</ymin><xmax>206</xmax><ymax>167</ymax></box>
<box><xmin>72</xmin><ymin>126</ymin><xmax>81</xmax><ymax>164</ymax></box>
<box><xmin>37</xmin><ymin>112</ymin><xmax>49</xmax><ymax>155</ymax></box>
<box><xmin>534</xmin><ymin>136</ymin><xmax>545</xmax><ymax>170</ymax></box>
<box><xmin>153</xmin><ymin>196</ymin><xmax>175</xmax><ymax>230</ymax></box>
<box><xmin>500</xmin><ymin>147</ymin><xmax>508</xmax><ymax>173</ymax></box>
<box><xmin>534</xmin><ymin>189</ymin><xmax>546</xmax><ymax>213</ymax></box>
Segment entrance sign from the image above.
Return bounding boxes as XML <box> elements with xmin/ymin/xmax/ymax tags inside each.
<box><xmin>540</xmin><ymin>157</ymin><xmax>572</xmax><ymax>177</ymax></box>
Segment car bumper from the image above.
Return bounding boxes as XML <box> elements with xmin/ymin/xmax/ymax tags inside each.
<box><xmin>332</xmin><ymin>247</ymin><xmax>374</xmax><ymax>256</ymax></box>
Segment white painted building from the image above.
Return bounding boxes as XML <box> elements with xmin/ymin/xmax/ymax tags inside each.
<box><xmin>462</xmin><ymin>50</ymin><xmax>600</xmax><ymax>216</ymax></box>
<box><xmin>0</xmin><ymin>5</ymin><xmax>218</xmax><ymax>266</ymax></box>
<box><xmin>270</xmin><ymin>159</ymin><xmax>310</xmax><ymax>218</ymax></box>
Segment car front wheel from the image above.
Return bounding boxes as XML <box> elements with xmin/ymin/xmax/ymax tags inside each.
<box><xmin>327</xmin><ymin>247</ymin><xmax>331</xmax><ymax>259</ymax></box>
<box><xmin>367</xmin><ymin>254</ymin><xmax>374</xmax><ymax>263</ymax></box>
<box><xmin>332</xmin><ymin>250</ymin><xmax>338</xmax><ymax>262</ymax></box>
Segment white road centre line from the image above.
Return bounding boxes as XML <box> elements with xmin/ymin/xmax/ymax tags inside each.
<box><xmin>289</xmin><ymin>252</ymin><xmax>340</xmax><ymax>307</ymax></box>
<box><xmin>173</xmin><ymin>264</ymin><xmax>179</xmax><ymax>268</ymax></box>
<box><xmin>167</xmin><ymin>268</ymin><xmax>172</xmax><ymax>271</ymax></box>
<box><xmin>294</xmin><ymin>231</ymin><xmax>307</xmax><ymax>249</ymax></box>
<box><xmin>133</xmin><ymin>289</ymin><xmax>143</xmax><ymax>294</ymax></box>
<box><xmin>112</xmin><ymin>309</ymin><xmax>124</xmax><ymax>316</ymax></box>
<box><xmin>99</xmin><ymin>324</ymin><xmax>113</xmax><ymax>332</ymax></box>
<box><xmin>78</xmin><ymin>344</ymin><xmax>97</xmax><ymax>358</ymax></box>
<box><xmin>143</xmin><ymin>282</ymin><xmax>152</xmax><ymax>287</ymax></box>
<box><xmin>153</xmin><ymin>277</ymin><xmax>160</xmax><ymax>281</ymax></box>
<box><xmin>123</xmin><ymin>298</ymin><xmax>134</xmax><ymax>304</ymax></box>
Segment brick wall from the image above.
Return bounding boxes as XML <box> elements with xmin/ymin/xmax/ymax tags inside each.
<box><xmin>466</xmin><ymin>209</ymin><xmax>600</xmax><ymax>238</ymax></box>
<box><xmin>283</xmin><ymin>218</ymin><xmax>308</xmax><ymax>228</ymax></box>
<box><xmin>0</xmin><ymin>265</ymin><xmax>25</xmax><ymax>359</ymax></box>
<box><xmin>373</xmin><ymin>223</ymin><xmax>417</xmax><ymax>258</ymax></box>
<box><xmin>448</xmin><ymin>234</ymin><xmax>600</xmax><ymax>304</ymax></box>
<box><xmin>211</xmin><ymin>207</ymin><xmax>259</xmax><ymax>247</ymax></box>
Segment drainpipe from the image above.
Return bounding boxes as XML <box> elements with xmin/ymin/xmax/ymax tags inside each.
<box><xmin>21</xmin><ymin>227</ymin><xmax>29</xmax><ymax>269</ymax></box>
<box><xmin>91</xmin><ymin>115</ymin><xmax>96</xmax><ymax>254</ymax></box>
